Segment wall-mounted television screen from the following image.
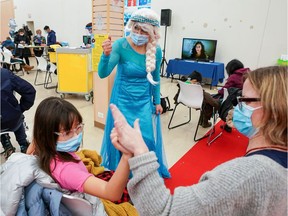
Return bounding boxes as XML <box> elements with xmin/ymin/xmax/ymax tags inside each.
<box><xmin>181</xmin><ymin>38</ymin><xmax>217</xmax><ymax>62</ymax></box>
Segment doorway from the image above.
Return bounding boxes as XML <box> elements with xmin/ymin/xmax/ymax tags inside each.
<box><xmin>26</xmin><ymin>21</ymin><xmax>35</xmax><ymax>36</ymax></box>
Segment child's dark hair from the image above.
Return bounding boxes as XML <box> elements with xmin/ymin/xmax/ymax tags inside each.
<box><xmin>33</xmin><ymin>97</ymin><xmax>82</xmax><ymax>176</ymax></box>
<box><xmin>188</xmin><ymin>71</ymin><xmax>202</xmax><ymax>83</ymax></box>
<box><xmin>225</xmin><ymin>59</ymin><xmax>244</xmax><ymax>76</ymax></box>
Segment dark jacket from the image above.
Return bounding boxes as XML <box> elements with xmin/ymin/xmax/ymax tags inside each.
<box><xmin>47</xmin><ymin>30</ymin><xmax>57</xmax><ymax>46</ymax></box>
<box><xmin>14</xmin><ymin>34</ymin><xmax>30</xmax><ymax>46</ymax></box>
<box><xmin>13</xmin><ymin>34</ymin><xmax>31</xmax><ymax>57</ymax></box>
<box><xmin>218</xmin><ymin>68</ymin><xmax>249</xmax><ymax>96</ymax></box>
<box><xmin>1</xmin><ymin>68</ymin><xmax>36</xmax><ymax>130</ymax></box>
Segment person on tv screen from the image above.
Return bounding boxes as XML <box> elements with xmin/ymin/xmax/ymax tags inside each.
<box><xmin>191</xmin><ymin>41</ymin><xmax>208</xmax><ymax>61</ymax></box>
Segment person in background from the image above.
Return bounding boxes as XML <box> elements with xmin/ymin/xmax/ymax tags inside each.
<box><xmin>98</xmin><ymin>8</ymin><xmax>170</xmax><ymax>178</ymax></box>
<box><xmin>85</xmin><ymin>22</ymin><xmax>93</xmax><ymax>35</ymax></box>
<box><xmin>109</xmin><ymin>65</ymin><xmax>287</xmax><ymax>216</ymax></box>
<box><xmin>1</xmin><ymin>68</ymin><xmax>36</xmax><ymax>159</ymax></box>
<box><xmin>26</xmin><ymin>97</ymin><xmax>131</xmax><ymax>202</ymax></box>
<box><xmin>33</xmin><ymin>29</ymin><xmax>46</xmax><ymax>57</ymax></box>
<box><xmin>174</xmin><ymin>71</ymin><xmax>219</xmax><ymax>128</ymax></box>
<box><xmin>1</xmin><ymin>37</ymin><xmax>15</xmax><ymax>50</ymax></box>
<box><xmin>13</xmin><ymin>28</ymin><xmax>32</xmax><ymax>67</ymax></box>
<box><xmin>188</xmin><ymin>71</ymin><xmax>219</xmax><ymax>128</ymax></box>
<box><xmin>191</xmin><ymin>41</ymin><xmax>208</xmax><ymax>61</ymax></box>
<box><xmin>215</xmin><ymin>59</ymin><xmax>250</xmax><ymax>132</ymax></box>
<box><xmin>43</xmin><ymin>25</ymin><xmax>57</xmax><ymax>46</ymax></box>
<box><xmin>217</xmin><ymin>59</ymin><xmax>250</xmax><ymax>97</ymax></box>
<box><xmin>84</xmin><ymin>22</ymin><xmax>93</xmax><ymax>48</ymax></box>
<box><xmin>3</xmin><ymin>45</ymin><xmax>34</xmax><ymax>72</ymax></box>
<box><xmin>8</xmin><ymin>18</ymin><xmax>17</xmax><ymax>39</ymax></box>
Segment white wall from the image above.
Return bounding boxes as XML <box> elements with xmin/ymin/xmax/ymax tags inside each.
<box><xmin>14</xmin><ymin>0</ymin><xmax>92</xmax><ymax>47</ymax></box>
<box><xmin>152</xmin><ymin>0</ymin><xmax>287</xmax><ymax>69</ymax></box>
<box><xmin>13</xmin><ymin>0</ymin><xmax>287</xmax><ymax>69</ymax></box>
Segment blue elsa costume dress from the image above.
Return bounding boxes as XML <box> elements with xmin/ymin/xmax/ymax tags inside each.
<box><xmin>98</xmin><ymin>38</ymin><xmax>170</xmax><ymax>178</ymax></box>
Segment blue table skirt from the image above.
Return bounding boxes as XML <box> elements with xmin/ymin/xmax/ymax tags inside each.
<box><xmin>166</xmin><ymin>59</ymin><xmax>225</xmax><ymax>86</ymax></box>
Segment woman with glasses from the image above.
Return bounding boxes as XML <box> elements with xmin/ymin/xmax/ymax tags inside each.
<box><xmin>108</xmin><ymin>66</ymin><xmax>287</xmax><ymax>215</ymax></box>
<box><xmin>26</xmin><ymin>97</ymin><xmax>131</xmax><ymax>201</ymax></box>
<box><xmin>98</xmin><ymin>8</ymin><xmax>170</xmax><ymax>178</ymax></box>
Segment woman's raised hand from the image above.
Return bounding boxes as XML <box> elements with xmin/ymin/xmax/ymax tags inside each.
<box><xmin>110</xmin><ymin>104</ymin><xmax>149</xmax><ymax>156</ymax></box>
<box><xmin>102</xmin><ymin>35</ymin><xmax>112</xmax><ymax>56</ymax></box>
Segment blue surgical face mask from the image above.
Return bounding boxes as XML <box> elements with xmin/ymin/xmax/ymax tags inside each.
<box><xmin>56</xmin><ymin>132</ymin><xmax>83</xmax><ymax>152</ymax></box>
<box><xmin>233</xmin><ymin>103</ymin><xmax>262</xmax><ymax>138</ymax></box>
<box><xmin>130</xmin><ymin>32</ymin><xmax>149</xmax><ymax>46</ymax></box>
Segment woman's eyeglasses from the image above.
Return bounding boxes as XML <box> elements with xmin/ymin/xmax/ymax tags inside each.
<box><xmin>54</xmin><ymin>123</ymin><xmax>84</xmax><ymax>137</ymax></box>
<box><xmin>237</xmin><ymin>97</ymin><xmax>261</xmax><ymax>110</ymax></box>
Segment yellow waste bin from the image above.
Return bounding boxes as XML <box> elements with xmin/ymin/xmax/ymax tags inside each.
<box><xmin>56</xmin><ymin>48</ymin><xmax>93</xmax><ymax>101</ymax></box>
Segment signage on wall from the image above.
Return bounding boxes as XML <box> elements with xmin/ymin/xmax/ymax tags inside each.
<box><xmin>95</xmin><ymin>13</ymin><xmax>104</xmax><ymax>31</ymax></box>
<box><xmin>124</xmin><ymin>0</ymin><xmax>151</xmax><ymax>36</ymax></box>
<box><xmin>91</xmin><ymin>34</ymin><xmax>109</xmax><ymax>71</ymax></box>
<box><xmin>111</xmin><ymin>0</ymin><xmax>122</xmax><ymax>12</ymax></box>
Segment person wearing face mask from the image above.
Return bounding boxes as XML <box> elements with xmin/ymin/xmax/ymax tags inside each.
<box><xmin>1</xmin><ymin>68</ymin><xmax>36</xmax><ymax>159</ymax></box>
<box><xmin>14</xmin><ymin>28</ymin><xmax>32</xmax><ymax>67</ymax></box>
<box><xmin>108</xmin><ymin>66</ymin><xmax>287</xmax><ymax>216</ymax></box>
<box><xmin>33</xmin><ymin>29</ymin><xmax>46</xmax><ymax>57</ymax></box>
<box><xmin>98</xmin><ymin>8</ymin><xmax>170</xmax><ymax>178</ymax></box>
<box><xmin>25</xmin><ymin>97</ymin><xmax>132</xmax><ymax>203</ymax></box>
<box><xmin>43</xmin><ymin>25</ymin><xmax>57</xmax><ymax>46</ymax></box>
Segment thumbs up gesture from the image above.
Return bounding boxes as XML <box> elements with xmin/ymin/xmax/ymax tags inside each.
<box><xmin>102</xmin><ymin>35</ymin><xmax>112</xmax><ymax>56</ymax></box>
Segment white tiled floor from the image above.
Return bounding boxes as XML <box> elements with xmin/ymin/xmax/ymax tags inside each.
<box><xmin>1</xmin><ymin>57</ymin><xmax>218</xmax><ymax>167</ymax></box>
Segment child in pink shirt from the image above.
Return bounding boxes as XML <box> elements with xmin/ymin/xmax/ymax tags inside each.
<box><xmin>28</xmin><ymin>97</ymin><xmax>131</xmax><ymax>201</ymax></box>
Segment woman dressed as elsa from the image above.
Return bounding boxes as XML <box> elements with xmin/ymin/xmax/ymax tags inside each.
<box><xmin>98</xmin><ymin>8</ymin><xmax>170</xmax><ymax>178</ymax></box>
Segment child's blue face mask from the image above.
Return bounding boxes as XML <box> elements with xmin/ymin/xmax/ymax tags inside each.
<box><xmin>56</xmin><ymin>132</ymin><xmax>83</xmax><ymax>152</ymax></box>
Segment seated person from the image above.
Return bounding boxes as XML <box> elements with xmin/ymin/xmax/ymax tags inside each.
<box><xmin>3</xmin><ymin>46</ymin><xmax>34</xmax><ymax>72</ymax></box>
<box><xmin>13</xmin><ymin>28</ymin><xmax>32</xmax><ymax>67</ymax></box>
<box><xmin>174</xmin><ymin>71</ymin><xmax>219</xmax><ymax>128</ymax></box>
<box><xmin>33</xmin><ymin>29</ymin><xmax>46</xmax><ymax>57</ymax></box>
<box><xmin>1</xmin><ymin>68</ymin><xmax>36</xmax><ymax>159</ymax></box>
<box><xmin>26</xmin><ymin>97</ymin><xmax>131</xmax><ymax>202</ymax></box>
<box><xmin>217</xmin><ymin>59</ymin><xmax>250</xmax><ymax>98</ymax></box>
<box><xmin>1</xmin><ymin>37</ymin><xmax>15</xmax><ymax>50</ymax></box>
<box><xmin>215</xmin><ymin>59</ymin><xmax>249</xmax><ymax>132</ymax></box>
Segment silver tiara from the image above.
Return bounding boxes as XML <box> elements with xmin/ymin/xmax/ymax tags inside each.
<box><xmin>130</xmin><ymin>15</ymin><xmax>160</xmax><ymax>27</ymax></box>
